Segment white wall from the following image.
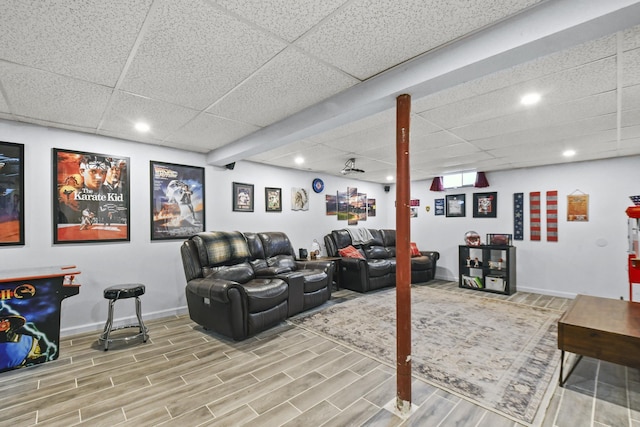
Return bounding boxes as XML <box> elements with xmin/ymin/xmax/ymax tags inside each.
<box><xmin>407</xmin><ymin>156</ymin><xmax>640</xmax><ymax>300</ymax></box>
<box><xmin>0</xmin><ymin>120</ymin><xmax>391</xmax><ymax>336</ymax></box>
<box><xmin>3</xmin><ymin>119</ymin><xmax>638</xmax><ymax>336</ymax></box>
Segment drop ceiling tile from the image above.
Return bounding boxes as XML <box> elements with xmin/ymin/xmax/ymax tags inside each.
<box><xmin>413</xmin><ymin>33</ymin><xmax>617</xmax><ymax>113</ymax></box>
<box><xmin>215</xmin><ymin>0</ymin><xmax>347</xmax><ymax>42</ymax></box>
<box><xmin>623</xmin><ymin>24</ymin><xmax>640</xmax><ymax>51</ymax></box>
<box><xmin>468</xmin><ymin>113</ymin><xmax>617</xmax><ymax>150</ymax></box>
<box><xmin>100</xmin><ymin>92</ymin><xmax>199</xmax><ymax>141</ymax></box>
<box><xmin>295</xmin><ymin>0</ymin><xmax>542</xmax><ymax>79</ymax></box>
<box><xmin>451</xmin><ymin>91</ymin><xmax>617</xmax><ymax>141</ymax></box>
<box><xmin>623</xmin><ymin>47</ymin><xmax>640</xmax><ymax>87</ymax></box>
<box><xmin>207</xmin><ymin>47</ymin><xmax>359</xmax><ymax>127</ymax></box>
<box><xmin>98</xmin><ymin>129</ymin><xmax>167</xmax><ymax>147</ymax></box>
<box><xmin>0</xmin><ymin>91</ymin><xmax>9</xmax><ymax>113</ymax></box>
<box><xmin>308</xmin><ymin>109</ymin><xmax>397</xmax><ymax>143</ymax></box>
<box><xmin>623</xmin><ymin>84</ymin><xmax>640</xmax><ymax>110</ymax></box>
<box><xmin>0</xmin><ymin>62</ymin><xmax>112</xmax><ymax>129</ymax></box>
<box><xmin>623</xmin><ymin>108</ymin><xmax>640</xmax><ymax>127</ymax></box>
<box><xmin>0</xmin><ymin>0</ymin><xmax>152</xmax><ymax>86</ymax></box>
<box><xmin>421</xmin><ymin>57</ymin><xmax>617</xmax><ymax>129</ymax></box>
<box><xmin>622</xmin><ymin>124</ymin><xmax>640</xmax><ymax>139</ymax></box>
<box><xmin>165</xmin><ymin>112</ymin><xmax>260</xmax><ymax>151</ymax></box>
<box><xmin>120</xmin><ymin>0</ymin><xmax>287</xmax><ymax>110</ymax></box>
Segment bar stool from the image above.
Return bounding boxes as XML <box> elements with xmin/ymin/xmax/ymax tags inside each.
<box><xmin>98</xmin><ymin>284</ymin><xmax>148</xmax><ymax>351</ymax></box>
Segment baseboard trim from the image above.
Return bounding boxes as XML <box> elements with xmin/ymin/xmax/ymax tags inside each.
<box><xmin>61</xmin><ymin>306</ymin><xmax>189</xmax><ymax>337</ymax></box>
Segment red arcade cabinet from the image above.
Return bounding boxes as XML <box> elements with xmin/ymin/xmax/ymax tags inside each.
<box><xmin>0</xmin><ymin>265</ymin><xmax>80</xmax><ymax>373</ymax></box>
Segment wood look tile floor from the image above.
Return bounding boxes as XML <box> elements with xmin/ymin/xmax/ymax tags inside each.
<box><xmin>1</xmin><ymin>281</ymin><xmax>638</xmax><ymax>426</ymax></box>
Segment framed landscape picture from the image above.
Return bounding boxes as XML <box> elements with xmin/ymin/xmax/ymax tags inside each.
<box><xmin>445</xmin><ymin>194</ymin><xmax>466</xmax><ymax>217</ymax></box>
<box><xmin>265</xmin><ymin>187</ymin><xmax>282</xmax><ymax>212</ymax></box>
<box><xmin>473</xmin><ymin>192</ymin><xmax>498</xmax><ymax>218</ymax></box>
<box><xmin>0</xmin><ymin>141</ymin><xmax>24</xmax><ymax>245</ymax></box>
<box><xmin>233</xmin><ymin>182</ymin><xmax>254</xmax><ymax>212</ymax></box>
<box><xmin>53</xmin><ymin>148</ymin><xmax>130</xmax><ymax>244</ymax></box>
<box><xmin>150</xmin><ymin>161</ymin><xmax>205</xmax><ymax>240</ymax></box>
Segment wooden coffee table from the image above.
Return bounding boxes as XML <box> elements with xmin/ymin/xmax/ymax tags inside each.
<box><xmin>558</xmin><ymin>294</ymin><xmax>640</xmax><ymax>386</ymax></box>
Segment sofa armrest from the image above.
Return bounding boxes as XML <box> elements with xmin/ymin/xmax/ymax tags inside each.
<box><xmin>420</xmin><ymin>251</ymin><xmax>440</xmax><ymax>261</ymax></box>
<box><xmin>254</xmin><ymin>266</ymin><xmax>292</xmax><ymax>277</ymax></box>
<box><xmin>295</xmin><ymin>260</ymin><xmax>332</xmax><ymax>272</ymax></box>
<box><xmin>186</xmin><ymin>278</ymin><xmax>243</xmax><ymax>304</ymax></box>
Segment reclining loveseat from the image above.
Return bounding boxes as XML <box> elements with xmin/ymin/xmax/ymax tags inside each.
<box><xmin>180</xmin><ymin>231</ymin><xmax>333</xmax><ymax>340</ymax></box>
<box><xmin>323</xmin><ymin>228</ymin><xmax>439</xmax><ymax>293</ymax></box>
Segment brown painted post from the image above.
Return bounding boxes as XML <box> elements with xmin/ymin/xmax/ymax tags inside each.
<box><xmin>396</xmin><ymin>93</ymin><xmax>412</xmax><ymax>413</ymax></box>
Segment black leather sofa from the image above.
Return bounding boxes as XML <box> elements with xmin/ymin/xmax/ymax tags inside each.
<box><xmin>180</xmin><ymin>231</ymin><xmax>333</xmax><ymax>340</ymax></box>
<box><xmin>323</xmin><ymin>228</ymin><xmax>439</xmax><ymax>293</ymax></box>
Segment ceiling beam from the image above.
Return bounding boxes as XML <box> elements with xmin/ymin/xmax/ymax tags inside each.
<box><xmin>207</xmin><ymin>0</ymin><xmax>640</xmax><ymax>167</ymax></box>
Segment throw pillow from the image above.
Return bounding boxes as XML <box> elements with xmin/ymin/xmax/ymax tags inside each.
<box><xmin>410</xmin><ymin>242</ymin><xmax>421</xmax><ymax>257</ymax></box>
<box><xmin>339</xmin><ymin>245</ymin><xmax>365</xmax><ymax>259</ymax></box>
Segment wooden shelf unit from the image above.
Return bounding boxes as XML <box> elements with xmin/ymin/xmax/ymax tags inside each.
<box><xmin>458</xmin><ymin>245</ymin><xmax>516</xmax><ymax>295</ymax></box>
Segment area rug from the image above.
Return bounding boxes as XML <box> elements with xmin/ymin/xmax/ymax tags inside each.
<box><xmin>289</xmin><ymin>285</ymin><xmax>561</xmax><ymax>424</ymax></box>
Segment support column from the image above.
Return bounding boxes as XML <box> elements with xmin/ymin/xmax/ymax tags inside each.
<box><xmin>395</xmin><ymin>93</ymin><xmax>412</xmax><ymax>413</ymax></box>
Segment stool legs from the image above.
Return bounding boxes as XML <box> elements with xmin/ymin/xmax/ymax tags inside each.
<box><xmin>135</xmin><ymin>296</ymin><xmax>148</xmax><ymax>342</ymax></box>
<box><xmin>98</xmin><ymin>297</ymin><xmax>148</xmax><ymax>351</ymax></box>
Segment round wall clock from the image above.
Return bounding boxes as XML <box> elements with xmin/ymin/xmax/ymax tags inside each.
<box><xmin>312</xmin><ymin>178</ymin><xmax>324</xmax><ymax>193</ymax></box>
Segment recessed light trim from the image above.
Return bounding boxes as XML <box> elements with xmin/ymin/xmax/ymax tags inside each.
<box><xmin>563</xmin><ymin>149</ymin><xmax>576</xmax><ymax>157</ymax></box>
<box><xmin>294</xmin><ymin>156</ymin><xmax>304</xmax><ymax>165</ymax></box>
<box><xmin>521</xmin><ymin>93</ymin><xmax>541</xmax><ymax>106</ymax></box>
<box><xmin>135</xmin><ymin>122</ymin><xmax>150</xmax><ymax>133</ymax></box>
<box><xmin>386</xmin><ymin>175</ymin><xmax>394</xmax><ymax>181</ymax></box>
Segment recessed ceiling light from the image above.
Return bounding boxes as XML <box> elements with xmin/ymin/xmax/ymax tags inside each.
<box><xmin>386</xmin><ymin>175</ymin><xmax>394</xmax><ymax>181</ymax></box>
<box><xmin>563</xmin><ymin>149</ymin><xmax>576</xmax><ymax>157</ymax></box>
<box><xmin>294</xmin><ymin>156</ymin><xmax>304</xmax><ymax>165</ymax></box>
<box><xmin>520</xmin><ymin>93</ymin><xmax>541</xmax><ymax>106</ymax></box>
<box><xmin>135</xmin><ymin>122</ymin><xmax>150</xmax><ymax>133</ymax></box>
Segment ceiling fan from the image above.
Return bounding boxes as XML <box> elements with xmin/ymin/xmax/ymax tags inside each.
<box><xmin>340</xmin><ymin>158</ymin><xmax>365</xmax><ymax>175</ymax></box>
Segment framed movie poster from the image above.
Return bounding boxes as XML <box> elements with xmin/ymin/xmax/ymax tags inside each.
<box><xmin>265</xmin><ymin>187</ymin><xmax>282</xmax><ymax>212</ymax></box>
<box><xmin>150</xmin><ymin>161</ymin><xmax>205</xmax><ymax>240</ymax></box>
<box><xmin>445</xmin><ymin>194</ymin><xmax>466</xmax><ymax>217</ymax></box>
<box><xmin>233</xmin><ymin>182</ymin><xmax>254</xmax><ymax>212</ymax></box>
<box><xmin>473</xmin><ymin>192</ymin><xmax>498</xmax><ymax>218</ymax></box>
<box><xmin>0</xmin><ymin>141</ymin><xmax>24</xmax><ymax>245</ymax></box>
<box><xmin>53</xmin><ymin>148</ymin><xmax>130</xmax><ymax>244</ymax></box>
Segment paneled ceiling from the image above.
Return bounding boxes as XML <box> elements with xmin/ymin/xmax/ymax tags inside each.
<box><xmin>1</xmin><ymin>0</ymin><xmax>640</xmax><ymax>183</ymax></box>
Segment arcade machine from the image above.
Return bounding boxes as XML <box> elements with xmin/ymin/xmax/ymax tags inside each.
<box><xmin>627</xmin><ymin>196</ymin><xmax>640</xmax><ymax>302</ymax></box>
<box><xmin>0</xmin><ymin>265</ymin><xmax>80</xmax><ymax>372</ymax></box>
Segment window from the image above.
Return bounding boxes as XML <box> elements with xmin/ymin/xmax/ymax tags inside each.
<box><xmin>442</xmin><ymin>172</ymin><xmax>476</xmax><ymax>189</ymax></box>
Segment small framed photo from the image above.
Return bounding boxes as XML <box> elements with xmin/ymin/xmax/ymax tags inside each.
<box><xmin>265</xmin><ymin>187</ymin><xmax>282</xmax><ymax>212</ymax></box>
<box><xmin>233</xmin><ymin>182</ymin><xmax>254</xmax><ymax>212</ymax></box>
<box><xmin>487</xmin><ymin>233</ymin><xmax>512</xmax><ymax>246</ymax></box>
<box><xmin>445</xmin><ymin>194</ymin><xmax>466</xmax><ymax>217</ymax></box>
<box><xmin>0</xmin><ymin>141</ymin><xmax>24</xmax><ymax>246</ymax></box>
<box><xmin>473</xmin><ymin>192</ymin><xmax>498</xmax><ymax>218</ymax></box>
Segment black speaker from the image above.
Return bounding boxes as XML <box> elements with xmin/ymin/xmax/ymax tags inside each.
<box><xmin>225</xmin><ymin>162</ymin><xmax>235</xmax><ymax>170</ymax></box>
<box><xmin>384</xmin><ymin>185</ymin><xmax>390</xmax><ymax>192</ymax></box>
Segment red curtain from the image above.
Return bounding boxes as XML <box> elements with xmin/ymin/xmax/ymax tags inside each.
<box><xmin>429</xmin><ymin>176</ymin><xmax>444</xmax><ymax>191</ymax></box>
<box><xmin>474</xmin><ymin>171</ymin><xmax>489</xmax><ymax>188</ymax></box>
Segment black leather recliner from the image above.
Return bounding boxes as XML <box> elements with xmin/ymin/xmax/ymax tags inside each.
<box><xmin>323</xmin><ymin>228</ymin><xmax>439</xmax><ymax>293</ymax></box>
<box><xmin>181</xmin><ymin>230</ymin><xmax>333</xmax><ymax>341</ymax></box>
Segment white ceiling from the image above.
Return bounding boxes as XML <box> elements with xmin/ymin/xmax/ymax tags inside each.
<box><xmin>1</xmin><ymin>0</ymin><xmax>640</xmax><ymax>183</ymax></box>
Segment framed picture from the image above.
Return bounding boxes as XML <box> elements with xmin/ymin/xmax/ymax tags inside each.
<box><xmin>567</xmin><ymin>194</ymin><xmax>589</xmax><ymax>222</ymax></box>
<box><xmin>53</xmin><ymin>148</ymin><xmax>130</xmax><ymax>243</ymax></box>
<box><xmin>473</xmin><ymin>192</ymin><xmax>498</xmax><ymax>218</ymax></box>
<box><xmin>233</xmin><ymin>182</ymin><xmax>254</xmax><ymax>212</ymax></box>
<box><xmin>150</xmin><ymin>161</ymin><xmax>205</xmax><ymax>240</ymax></box>
<box><xmin>445</xmin><ymin>194</ymin><xmax>466</xmax><ymax>217</ymax></box>
<box><xmin>265</xmin><ymin>187</ymin><xmax>282</xmax><ymax>212</ymax></box>
<box><xmin>0</xmin><ymin>141</ymin><xmax>24</xmax><ymax>245</ymax></box>
<box><xmin>291</xmin><ymin>187</ymin><xmax>309</xmax><ymax>211</ymax></box>
<box><xmin>434</xmin><ymin>198</ymin><xmax>445</xmax><ymax>216</ymax></box>
<box><xmin>487</xmin><ymin>233</ymin><xmax>512</xmax><ymax>246</ymax></box>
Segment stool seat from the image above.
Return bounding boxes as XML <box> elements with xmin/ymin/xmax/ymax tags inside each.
<box><xmin>98</xmin><ymin>283</ymin><xmax>148</xmax><ymax>350</ymax></box>
<box><xmin>104</xmin><ymin>284</ymin><xmax>145</xmax><ymax>300</ymax></box>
